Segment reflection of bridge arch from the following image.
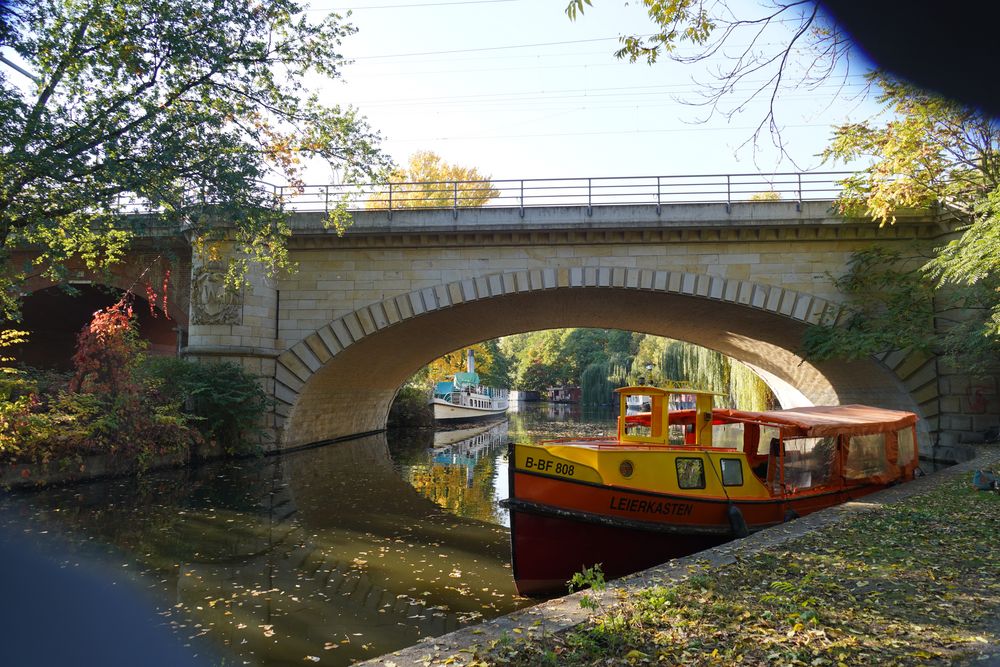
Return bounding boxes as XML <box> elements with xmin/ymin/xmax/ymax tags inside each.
<box><xmin>274</xmin><ymin>268</ymin><xmax>934</xmax><ymax>448</ymax></box>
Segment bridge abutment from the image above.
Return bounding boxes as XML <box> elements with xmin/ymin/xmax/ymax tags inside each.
<box><xmin>182</xmin><ymin>240</ymin><xmax>283</xmax><ymax>449</ymax></box>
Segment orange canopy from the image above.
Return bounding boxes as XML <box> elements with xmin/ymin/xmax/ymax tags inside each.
<box><xmin>713</xmin><ymin>405</ymin><xmax>918</xmax><ymax>438</ymax></box>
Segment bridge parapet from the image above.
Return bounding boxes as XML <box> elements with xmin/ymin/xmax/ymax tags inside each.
<box><xmin>267</xmin><ymin>171</ymin><xmax>851</xmax><ymax>214</ymax></box>
<box><xmin>286</xmin><ymin>200</ymin><xmax>939</xmax><ymax>237</ymax></box>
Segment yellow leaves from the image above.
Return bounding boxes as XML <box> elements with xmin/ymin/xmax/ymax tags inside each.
<box><xmin>366</xmin><ymin>150</ymin><xmax>499</xmax><ymax>209</ymax></box>
<box><xmin>625</xmin><ymin>648</ymin><xmax>650</xmax><ymax>662</ymax></box>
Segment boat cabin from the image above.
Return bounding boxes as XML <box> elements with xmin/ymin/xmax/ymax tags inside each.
<box><xmin>615</xmin><ymin>385</ymin><xmax>920</xmax><ymax>497</ymax></box>
<box><xmin>616</xmin><ymin>385</ymin><xmax>724</xmax><ymax>446</ymax></box>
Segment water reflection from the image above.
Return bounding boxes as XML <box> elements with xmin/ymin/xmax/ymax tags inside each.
<box><xmin>392</xmin><ymin>422</ymin><xmax>511</xmax><ymax>526</ymax></box>
<box><xmin>0</xmin><ymin>432</ymin><xmax>529</xmax><ymax>666</ymax></box>
<box><xmin>389</xmin><ymin>404</ymin><xmax>620</xmax><ymax>531</ymax></box>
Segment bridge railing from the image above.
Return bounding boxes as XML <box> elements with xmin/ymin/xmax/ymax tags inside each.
<box><xmin>112</xmin><ymin>172</ymin><xmax>852</xmax><ymax>215</ymax></box>
<box><xmin>262</xmin><ymin>171</ymin><xmax>851</xmax><ymax>214</ymax></box>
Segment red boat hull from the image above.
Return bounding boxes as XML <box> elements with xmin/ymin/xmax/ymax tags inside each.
<box><xmin>510</xmin><ymin>507</ymin><xmax>728</xmax><ymax>596</ymax></box>
<box><xmin>508</xmin><ymin>469</ymin><xmax>891</xmax><ymax>596</ymax></box>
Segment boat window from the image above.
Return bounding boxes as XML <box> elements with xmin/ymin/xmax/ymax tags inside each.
<box><xmin>783</xmin><ymin>437</ymin><xmax>837</xmax><ymax>489</ymax></box>
<box><xmin>712</xmin><ymin>422</ymin><xmax>744</xmax><ymax>448</ymax></box>
<box><xmin>845</xmin><ymin>433</ymin><xmax>890</xmax><ymax>480</ymax></box>
<box><xmin>720</xmin><ymin>458</ymin><xmax>743</xmax><ymax>486</ymax></box>
<box><xmin>676</xmin><ymin>457</ymin><xmax>706</xmax><ymax>489</ymax></box>
<box><xmin>757</xmin><ymin>426</ymin><xmax>781</xmax><ymax>455</ymax></box>
<box><xmin>897</xmin><ymin>427</ymin><xmax>916</xmax><ymax>465</ymax></box>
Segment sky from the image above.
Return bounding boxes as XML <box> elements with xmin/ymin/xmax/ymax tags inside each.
<box><xmin>308</xmin><ymin>0</ymin><xmax>884</xmax><ymax>184</ymax></box>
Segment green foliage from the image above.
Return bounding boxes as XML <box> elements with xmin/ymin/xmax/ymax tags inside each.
<box><xmin>386</xmin><ymin>384</ymin><xmax>434</xmax><ymax>429</ymax></box>
<box><xmin>500</xmin><ymin>329</ymin><xmax>642</xmax><ymax>391</ymax></box>
<box><xmin>517</xmin><ymin>360</ymin><xmax>563</xmax><ymax>392</ymax></box>
<box><xmin>826</xmin><ymin>72</ymin><xmax>1000</xmax><ymax>224</ymax></box>
<box><xmin>567</xmin><ymin>0</ymin><xmax>715</xmax><ymax>64</ymax></box>
<box><xmin>140</xmin><ymin>357</ymin><xmax>270</xmax><ymax>455</ymax></box>
<box><xmin>812</xmin><ymin>73</ymin><xmax>1000</xmax><ymax>374</ymax></box>
<box><xmin>803</xmin><ymin>247</ymin><xmax>937</xmax><ymax>359</ymax></box>
<box><xmin>1</xmin><ymin>308</ymin><xmax>199</xmax><ymax>472</ymax></box>
<box><xmin>581</xmin><ymin>361</ymin><xmax>617</xmax><ymax>406</ymax></box>
<box><xmin>803</xmin><ymin>246</ymin><xmax>999</xmax><ymax>375</ymax></box>
<box><xmin>568</xmin><ymin>562</ymin><xmax>606</xmax><ymax>601</ymax></box>
<box><xmin>477</xmin><ymin>339</ymin><xmax>513</xmax><ymax>389</ymax></box>
<box><xmin>1</xmin><ymin>305</ymin><xmax>272</xmax><ymax>474</ymax></box>
<box><xmin>494</xmin><ymin>328</ymin><xmax>774</xmax><ymax>408</ymax></box>
<box><xmin>655</xmin><ymin>339</ymin><xmax>774</xmax><ymax>410</ymax></box>
<box><xmin>0</xmin><ymin>0</ymin><xmax>390</xmax><ymax>317</ymax></box>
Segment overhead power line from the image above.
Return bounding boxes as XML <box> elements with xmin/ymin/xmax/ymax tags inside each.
<box><xmin>351</xmin><ymin>35</ymin><xmax>645</xmax><ymax>60</ymax></box>
<box><xmin>313</xmin><ymin>0</ymin><xmax>519</xmax><ymax>9</ymax></box>
<box><xmin>390</xmin><ymin>122</ymin><xmax>834</xmax><ymax>143</ymax></box>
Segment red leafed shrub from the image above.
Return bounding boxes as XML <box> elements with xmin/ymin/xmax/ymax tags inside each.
<box><xmin>69</xmin><ymin>301</ymin><xmax>139</xmax><ymax>396</ymax></box>
<box><xmin>3</xmin><ymin>299</ymin><xmax>201</xmax><ymax>474</ymax></box>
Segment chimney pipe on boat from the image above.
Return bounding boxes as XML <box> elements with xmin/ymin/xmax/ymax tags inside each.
<box><xmin>467</xmin><ymin>349</ymin><xmax>475</xmax><ymax>373</ymax></box>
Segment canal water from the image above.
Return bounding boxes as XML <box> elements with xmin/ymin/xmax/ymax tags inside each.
<box><xmin>0</xmin><ymin>401</ymin><xmax>616</xmax><ymax>666</ymax></box>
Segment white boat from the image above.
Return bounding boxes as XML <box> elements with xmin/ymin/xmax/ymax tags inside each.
<box><xmin>430</xmin><ymin>350</ymin><xmax>509</xmax><ymax>423</ymax></box>
<box><xmin>625</xmin><ymin>393</ymin><xmax>650</xmax><ymax>413</ymax></box>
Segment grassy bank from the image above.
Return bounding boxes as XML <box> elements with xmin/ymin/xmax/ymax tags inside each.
<box><xmin>467</xmin><ymin>467</ymin><xmax>1000</xmax><ymax>666</ymax></box>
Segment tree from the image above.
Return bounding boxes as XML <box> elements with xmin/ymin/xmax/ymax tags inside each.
<box><xmin>367</xmin><ymin>150</ymin><xmax>499</xmax><ymax>209</ymax></box>
<box><xmin>0</xmin><ymin>0</ymin><xmax>390</xmax><ymax>319</ymax></box>
<box><xmin>516</xmin><ymin>360</ymin><xmax>563</xmax><ymax>392</ymax></box>
<box><xmin>477</xmin><ymin>339</ymin><xmax>513</xmax><ymax>389</ymax></box>
<box><xmin>825</xmin><ymin>73</ymin><xmax>1000</xmax><ymax>223</ymax></box>
<box><xmin>426</xmin><ymin>343</ymin><xmax>495</xmax><ymax>385</ymax></box>
<box><xmin>566</xmin><ymin>0</ymin><xmax>854</xmax><ymax>156</ymax></box>
<box><xmin>807</xmin><ymin>73</ymin><xmax>1000</xmax><ymax>373</ymax></box>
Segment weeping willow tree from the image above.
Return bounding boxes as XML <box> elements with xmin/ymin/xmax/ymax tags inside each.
<box><xmin>658</xmin><ymin>341</ymin><xmax>773</xmax><ymax>411</ymax></box>
<box><xmin>581</xmin><ymin>362</ymin><xmax>613</xmax><ymax>405</ymax></box>
<box><xmin>580</xmin><ymin>353</ymin><xmax>633</xmax><ymax>405</ymax></box>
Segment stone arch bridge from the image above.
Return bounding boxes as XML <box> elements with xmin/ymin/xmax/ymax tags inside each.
<box><xmin>172</xmin><ymin>198</ymin><xmax>988</xmax><ymax>454</ymax></box>
<box><xmin>15</xmin><ymin>194</ymin><xmax>993</xmax><ymax>453</ymax></box>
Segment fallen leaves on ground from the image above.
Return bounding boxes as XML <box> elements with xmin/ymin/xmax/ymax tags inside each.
<box><xmin>479</xmin><ymin>470</ymin><xmax>1000</xmax><ymax>666</ymax></box>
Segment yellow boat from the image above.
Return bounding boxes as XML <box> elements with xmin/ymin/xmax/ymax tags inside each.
<box><xmin>507</xmin><ymin>384</ymin><xmax>920</xmax><ymax>595</ymax></box>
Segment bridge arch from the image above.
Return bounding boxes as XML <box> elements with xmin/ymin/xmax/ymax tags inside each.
<box><xmin>17</xmin><ymin>282</ymin><xmax>180</xmax><ymax>369</ymax></box>
<box><xmin>274</xmin><ymin>267</ymin><xmax>935</xmax><ymax>449</ymax></box>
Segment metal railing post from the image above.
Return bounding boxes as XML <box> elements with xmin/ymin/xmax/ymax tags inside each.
<box><xmin>387</xmin><ymin>182</ymin><xmax>393</xmax><ymax>221</ymax></box>
<box><xmin>726</xmin><ymin>175</ymin><xmax>732</xmax><ymax>213</ymax></box>
<box><xmin>656</xmin><ymin>176</ymin><xmax>661</xmax><ymax>216</ymax></box>
<box><xmin>324</xmin><ymin>185</ymin><xmax>329</xmax><ymax>213</ymax></box>
<box><xmin>453</xmin><ymin>181</ymin><xmax>458</xmax><ymax>220</ymax></box>
<box><xmin>519</xmin><ymin>180</ymin><xmax>525</xmax><ymax>218</ymax></box>
<box><xmin>796</xmin><ymin>173</ymin><xmax>803</xmax><ymax>211</ymax></box>
<box><xmin>587</xmin><ymin>178</ymin><xmax>593</xmax><ymax>217</ymax></box>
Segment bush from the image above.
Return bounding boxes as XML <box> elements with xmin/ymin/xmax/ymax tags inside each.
<box><xmin>139</xmin><ymin>357</ymin><xmax>270</xmax><ymax>455</ymax></box>
<box><xmin>1</xmin><ymin>306</ymin><xmax>270</xmax><ymax>475</ymax></box>
<box><xmin>388</xmin><ymin>385</ymin><xmax>434</xmax><ymax>428</ymax></box>
<box><xmin>1</xmin><ymin>357</ymin><xmax>198</xmax><ymax>473</ymax></box>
